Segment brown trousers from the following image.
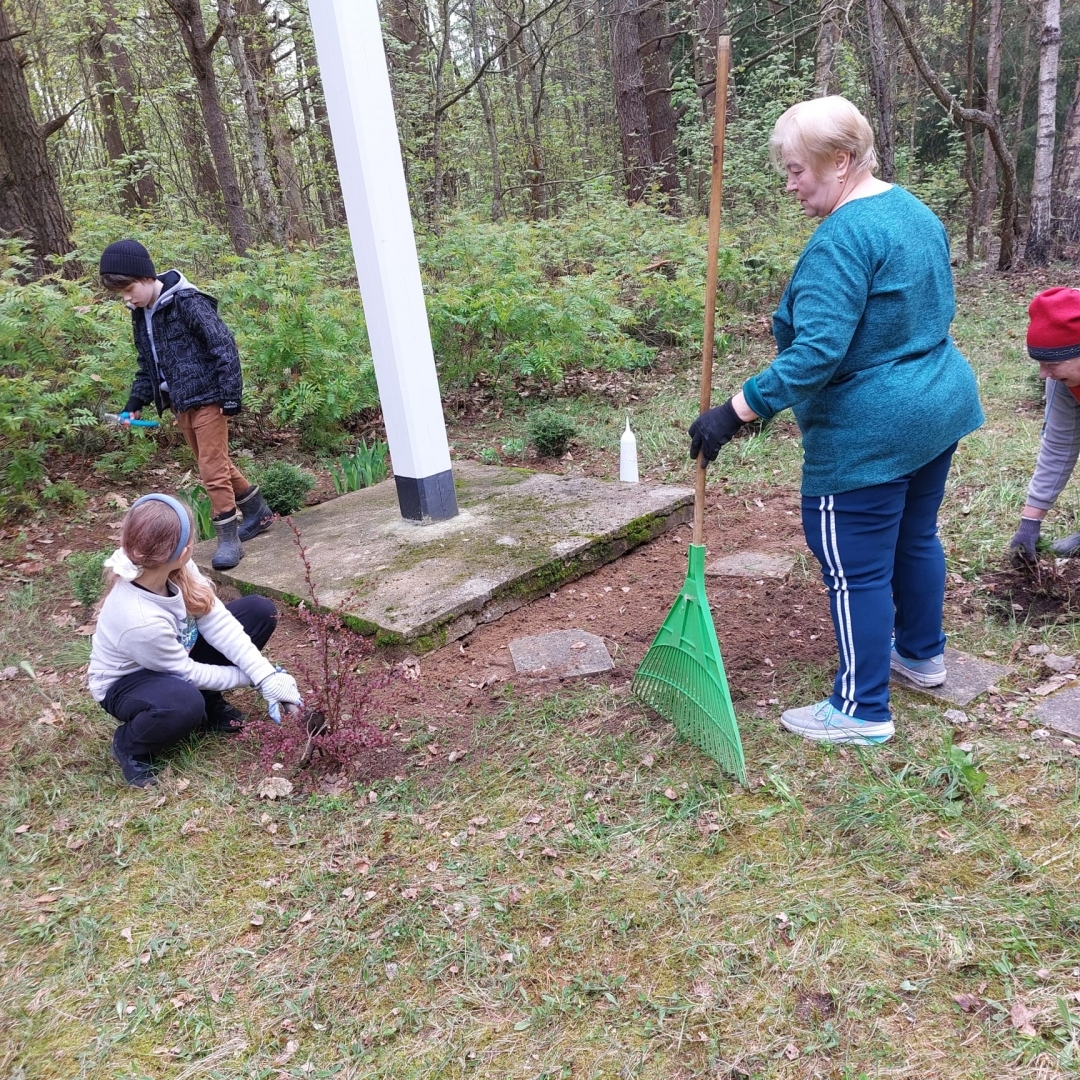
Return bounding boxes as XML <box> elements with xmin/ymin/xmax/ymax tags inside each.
<box><xmin>175</xmin><ymin>404</ymin><xmax>250</xmax><ymax>516</ymax></box>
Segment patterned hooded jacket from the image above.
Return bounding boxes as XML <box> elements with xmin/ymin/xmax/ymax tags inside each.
<box><xmin>124</xmin><ymin>270</ymin><xmax>243</xmax><ymax>417</ymax></box>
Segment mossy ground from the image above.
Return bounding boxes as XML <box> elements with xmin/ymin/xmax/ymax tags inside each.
<box><xmin>3</xmin><ymin>269</ymin><xmax>1080</xmax><ymax>1079</ymax></box>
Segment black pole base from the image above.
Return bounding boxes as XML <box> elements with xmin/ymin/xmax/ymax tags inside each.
<box><xmin>394</xmin><ymin>470</ymin><xmax>459</xmax><ymax>522</ymax></box>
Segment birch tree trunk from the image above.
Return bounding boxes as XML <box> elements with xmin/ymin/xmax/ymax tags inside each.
<box><xmin>1023</xmin><ymin>0</ymin><xmax>1060</xmax><ymax>265</ymax></box>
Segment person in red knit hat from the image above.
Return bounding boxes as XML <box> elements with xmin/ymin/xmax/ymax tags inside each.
<box><xmin>1009</xmin><ymin>287</ymin><xmax>1080</xmax><ymax>560</ymax></box>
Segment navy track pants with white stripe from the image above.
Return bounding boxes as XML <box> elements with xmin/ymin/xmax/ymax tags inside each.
<box><xmin>801</xmin><ymin>444</ymin><xmax>956</xmax><ymax>723</ymax></box>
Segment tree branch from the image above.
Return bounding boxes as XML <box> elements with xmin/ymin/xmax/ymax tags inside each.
<box><xmin>38</xmin><ymin>101</ymin><xmax>84</xmax><ymax>141</ymax></box>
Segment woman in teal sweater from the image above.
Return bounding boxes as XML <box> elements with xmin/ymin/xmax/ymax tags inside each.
<box><xmin>689</xmin><ymin>96</ymin><xmax>983</xmax><ymax>744</ymax></box>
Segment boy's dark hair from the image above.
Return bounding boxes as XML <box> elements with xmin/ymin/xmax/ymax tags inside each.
<box><xmin>99</xmin><ymin>239</ymin><xmax>156</xmax><ymax>285</ymax></box>
<box><xmin>101</xmin><ymin>272</ymin><xmax>154</xmax><ymax>291</ymax></box>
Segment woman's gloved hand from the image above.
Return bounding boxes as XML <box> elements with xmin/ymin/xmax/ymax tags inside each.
<box><xmin>258</xmin><ymin>669</ymin><xmax>301</xmax><ymax>713</ymax></box>
<box><xmin>1008</xmin><ymin>517</ymin><xmax>1041</xmax><ymax>563</ymax></box>
<box><xmin>688</xmin><ymin>398</ymin><xmax>746</xmax><ymax>463</ymax></box>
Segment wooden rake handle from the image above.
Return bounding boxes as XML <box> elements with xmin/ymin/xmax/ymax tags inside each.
<box><xmin>694</xmin><ymin>35</ymin><xmax>731</xmax><ymax>548</ymax></box>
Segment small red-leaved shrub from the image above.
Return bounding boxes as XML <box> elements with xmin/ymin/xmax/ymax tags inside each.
<box><xmin>242</xmin><ymin>518</ymin><xmax>390</xmax><ymax>774</ymax></box>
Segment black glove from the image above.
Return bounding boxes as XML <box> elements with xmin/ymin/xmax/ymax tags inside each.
<box><xmin>123</xmin><ymin>395</ymin><xmax>146</xmax><ymax>416</ymax></box>
<box><xmin>688</xmin><ymin>398</ymin><xmax>745</xmax><ymax>463</ymax></box>
<box><xmin>222</xmin><ymin>401</ymin><xmax>241</xmax><ymax>417</ymax></box>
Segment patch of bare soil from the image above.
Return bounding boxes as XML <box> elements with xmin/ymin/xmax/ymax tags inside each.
<box><xmin>257</xmin><ymin>489</ymin><xmax>836</xmax><ymax>788</ymax></box>
<box><xmin>977</xmin><ymin>556</ymin><xmax>1080</xmax><ymax>625</ymax></box>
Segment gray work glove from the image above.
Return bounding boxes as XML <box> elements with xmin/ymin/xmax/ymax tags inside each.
<box><xmin>1008</xmin><ymin>517</ymin><xmax>1041</xmax><ymax>563</ymax></box>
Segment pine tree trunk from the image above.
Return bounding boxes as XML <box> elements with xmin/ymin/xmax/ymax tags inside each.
<box><xmin>1023</xmin><ymin>0</ymin><xmax>1060</xmax><ymax>265</ymax></box>
<box><xmin>637</xmin><ymin>0</ymin><xmax>680</xmax><ymax>205</ymax></box>
<box><xmin>0</xmin><ymin>1</ymin><xmax>77</xmax><ymax>278</ymax></box>
<box><xmin>696</xmin><ymin>0</ymin><xmax>724</xmax><ymax>117</ymax></box>
<box><xmin>815</xmin><ymin>0</ymin><xmax>842</xmax><ymax>96</ymax></box>
<box><xmin>99</xmin><ymin>0</ymin><xmax>157</xmax><ymax>207</ymax></box>
<box><xmin>1054</xmin><ymin>61</ymin><xmax>1080</xmax><ymax>247</ymax></box>
<box><xmin>469</xmin><ymin>0</ymin><xmax>503</xmax><ymax>221</ymax></box>
<box><xmin>975</xmin><ymin>0</ymin><xmax>1003</xmax><ymax>259</ymax></box>
<box><xmin>218</xmin><ymin>0</ymin><xmax>284</xmax><ymax>244</ymax></box>
<box><xmin>166</xmin><ymin>0</ymin><xmax>252</xmax><ymax>255</ymax></box>
<box><xmin>85</xmin><ymin>26</ymin><xmax>140</xmax><ymax>211</ymax></box>
<box><xmin>866</xmin><ymin>0</ymin><xmax>895</xmax><ymax>180</ymax></box>
<box><xmin>607</xmin><ymin>0</ymin><xmax>653</xmax><ymax>202</ymax></box>
<box><xmin>294</xmin><ymin>30</ymin><xmax>345</xmax><ymax>230</ymax></box>
<box><xmin>236</xmin><ymin>0</ymin><xmax>312</xmax><ymax>243</ymax></box>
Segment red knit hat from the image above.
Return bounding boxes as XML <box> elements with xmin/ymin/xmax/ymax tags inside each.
<box><xmin>1027</xmin><ymin>287</ymin><xmax>1080</xmax><ymax>362</ymax></box>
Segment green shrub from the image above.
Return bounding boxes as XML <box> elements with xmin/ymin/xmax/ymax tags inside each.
<box><xmin>527</xmin><ymin>409</ymin><xmax>577</xmax><ymax>458</ymax></box>
<box><xmin>478</xmin><ymin>446</ymin><xmax>500</xmax><ymax>465</ymax></box>
<box><xmin>250</xmin><ymin>461</ymin><xmax>315</xmax><ymax>515</ymax></box>
<box><xmin>68</xmin><ymin>549</ymin><xmax>110</xmax><ymax>607</ymax></box>
<box><xmin>331</xmin><ymin>439</ymin><xmax>388</xmax><ymax>494</ymax></box>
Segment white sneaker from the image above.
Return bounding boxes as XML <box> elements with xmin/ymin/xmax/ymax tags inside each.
<box><xmin>780</xmin><ymin>700</ymin><xmax>895</xmax><ymax>744</ymax></box>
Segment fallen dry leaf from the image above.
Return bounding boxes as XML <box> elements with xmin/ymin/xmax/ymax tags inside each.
<box><xmin>1010</xmin><ymin>1000</ymin><xmax>1037</xmax><ymax>1036</ymax></box>
<box><xmin>298</xmin><ymin>909</ymin><xmax>314</xmax><ymax>924</ymax></box>
<box><xmin>663</xmin><ymin>788</ymin><xmax>678</xmax><ymax>800</ymax></box>
<box><xmin>257</xmin><ymin>776</ymin><xmax>293</xmax><ymax>800</ymax></box>
<box><xmin>275</xmin><ymin>1039</ymin><xmax>299</xmax><ymax>1066</ymax></box>
<box><xmin>250</xmin><ymin>913</ymin><xmax>265</xmax><ymax>927</ymax></box>
<box><xmin>952</xmin><ymin>992</ymin><xmax>982</xmax><ymax>1012</ymax></box>
<box><xmin>33</xmin><ymin>894</ymin><xmax>60</xmax><ymax>905</ymax></box>
<box><xmin>570</xmin><ymin>641</ymin><xmax>587</xmax><ymax>650</ymax></box>
<box><xmin>448</xmin><ymin>749</ymin><xmax>467</xmax><ymax>763</ymax></box>
<box><xmin>14</xmin><ymin>824</ymin><xmax>28</xmax><ymax>834</ymax></box>
<box><xmin>782</xmin><ymin>1042</ymin><xmax>799</xmax><ymax>1060</ymax></box>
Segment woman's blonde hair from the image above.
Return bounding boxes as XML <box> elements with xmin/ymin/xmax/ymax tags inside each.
<box><xmin>769</xmin><ymin>96</ymin><xmax>879</xmax><ymax>178</ymax></box>
<box><xmin>111</xmin><ymin>498</ymin><xmax>216</xmax><ymax>616</ymax></box>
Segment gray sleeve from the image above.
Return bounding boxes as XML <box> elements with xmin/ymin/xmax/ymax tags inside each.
<box><xmin>1026</xmin><ymin>380</ymin><xmax>1080</xmax><ymax>510</ymax></box>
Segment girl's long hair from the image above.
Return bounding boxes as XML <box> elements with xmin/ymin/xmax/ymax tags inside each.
<box><xmin>111</xmin><ymin>498</ymin><xmax>216</xmax><ymax>616</ymax></box>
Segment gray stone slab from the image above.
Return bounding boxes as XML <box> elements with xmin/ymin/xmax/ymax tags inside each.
<box><xmin>196</xmin><ymin>462</ymin><xmax>692</xmax><ymax>647</ymax></box>
<box><xmin>1030</xmin><ymin>686</ymin><xmax>1080</xmax><ymax>736</ymax></box>
<box><xmin>705</xmin><ymin>551</ymin><xmax>795</xmax><ymax>579</ymax></box>
<box><xmin>509</xmin><ymin>629</ymin><xmax>614</xmax><ymax>678</ymax></box>
<box><xmin>890</xmin><ymin>647</ymin><xmax>1013</xmax><ymax>707</ymax></box>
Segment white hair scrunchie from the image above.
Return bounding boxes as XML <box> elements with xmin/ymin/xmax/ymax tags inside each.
<box><xmin>104</xmin><ymin>548</ymin><xmax>143</xmax><ymax>582</ymax></box>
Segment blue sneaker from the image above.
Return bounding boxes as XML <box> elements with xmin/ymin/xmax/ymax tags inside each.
<box><xmin>890</xmin><ymin>648</ymin><xmax>946</xmax><ymax>688</ymax></box>
<box><xmin>780</xmin><ymin>700</ymin><xmax>894</xmax><ymax>744</ymax></box>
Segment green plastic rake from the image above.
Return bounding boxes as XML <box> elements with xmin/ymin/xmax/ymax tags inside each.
<box><xmin>632</xmin><ymin>36</ymin><xmax>746</xmax><ymax>784</ymax></box>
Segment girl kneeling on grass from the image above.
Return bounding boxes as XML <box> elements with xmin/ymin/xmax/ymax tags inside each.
<box><xmin>88</xmin><ymin>493</ymin><xmax>301</xmax><ymax>787</ymax></box>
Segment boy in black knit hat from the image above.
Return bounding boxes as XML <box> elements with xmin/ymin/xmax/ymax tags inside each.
<box><xmin>99</xmin><ymin>239</ymin><xmax>273</xmax><ymax>570</ymax></box>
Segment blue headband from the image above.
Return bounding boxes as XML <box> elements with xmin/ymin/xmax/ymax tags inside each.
<box><xmin>132</xmin><ymin>493</ymin><xmax>191</xmax><ymax>563</ymax></box>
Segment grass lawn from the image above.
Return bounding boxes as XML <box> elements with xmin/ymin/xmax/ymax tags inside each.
<box><xmin>3</xmin><ymin>268</ymin><xmax>1080</xmax><ymax>1079</ymax></box>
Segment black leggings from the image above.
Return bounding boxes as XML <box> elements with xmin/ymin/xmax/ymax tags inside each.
<box><xmin>102</xmin><ymin>595</ymin><xmax>276</xmax><ymax>760</ymax></box>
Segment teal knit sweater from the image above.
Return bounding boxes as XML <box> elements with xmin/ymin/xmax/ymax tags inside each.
<box><xmin>742</xmin><ymin>185</ymin><xmax>984</xmax><ymax>496</ymax></box>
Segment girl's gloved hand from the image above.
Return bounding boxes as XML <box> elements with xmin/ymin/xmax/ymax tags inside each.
<box><xmin>258</xmin><ymin>670</ymin><xmax>301</xmax><ymax>719</ymax></box>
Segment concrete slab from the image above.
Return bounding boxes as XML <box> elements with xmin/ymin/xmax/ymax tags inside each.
<box><xmin>509</xmin><ymin>629</ymin><xmax>614</xmax><ymax>678</ymax></box>
<box><xmin>197</xmin><ymin>462</ymin><xmax>692</xmax><ymax>647</ymax></box>
<box><xmin>706</xmin><ymin>551</ymin><xmax>795</xmax><ymax>579</ymax></box>
<box><xmin>1030</xmin><ymin>686</ymin><xmax>1080</xmax><ymax>737</ymax></box>
<box><xmin>890</xmin><ymin>647</ymin><xmax>1013</xmax><ymax>707</ymax></box>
